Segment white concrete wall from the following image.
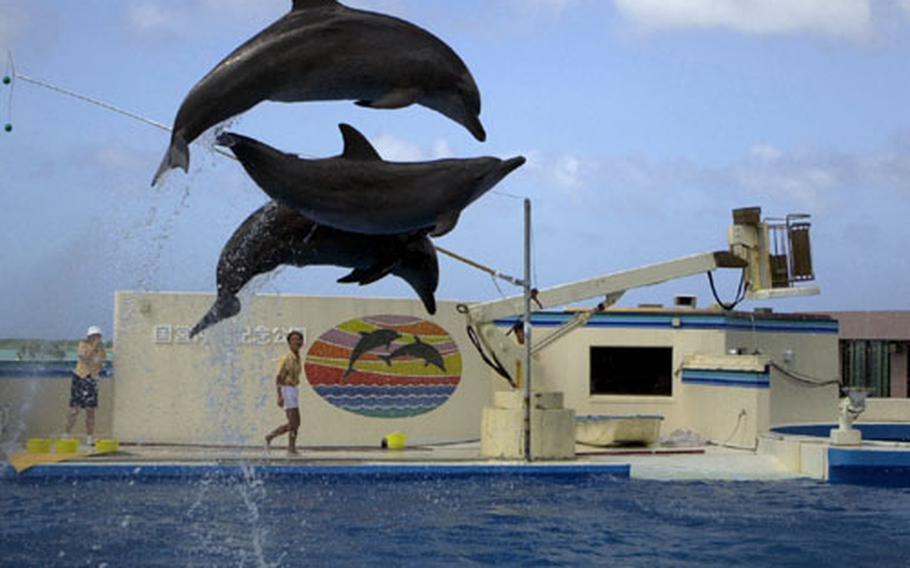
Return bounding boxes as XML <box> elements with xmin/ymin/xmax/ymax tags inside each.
<box><xmin>534</xmin><ymin>325</ymin><xmax>725</xmax><ymax>437</ymax></box>
<box><xmin>112</xmin><ymin>291</ymin><xmax>492</xmax><ymax>447</ymax></box>
<box><xmin>724</xmin><ymin>325</ymin><xmax>839</xmax><ymax>426</ymax></box>
<box><xmin>861</xmin><ymin>398</ymin><xmax>910</xmax><ymax>422</ymax></box>
<box><xmin>107</xmin><ymin>293</ymin><xmax>846</xmax><ymax>450</ymax></box>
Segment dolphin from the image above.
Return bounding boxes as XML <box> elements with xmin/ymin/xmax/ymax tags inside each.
<box><xmin>378</xmin><ymin>336</ymin><xmax>446</xmax><ymax>373</ymax></box>
<box><xmin>189</xmin><ymin>201</ymin><xmax>438</xmax><ymax>338</ymax></box>
<box><xmin>342</xmin><ymin>328</ymin><xmax>402</xmax><ymax>380</ymax></box>
<box><xmin>216</xmin><ymin>125</ymin><xmax>526</xmax><ymax>237</ymax></box>
<box><xmin>152</xmin><ymin>0</ymin><xmax>485</xmax><ymax>186</ymax></box>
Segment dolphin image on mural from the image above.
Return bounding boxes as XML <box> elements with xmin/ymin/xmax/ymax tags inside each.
<box><xmin>188</xmin><ymin>201</ymin><xmax>438</xmax><ymax>338</ymax></box>
<box><xmin>216</xmin><ymin>125</ymin><xmax>526</xmax><ymax>237</ymax></box>
<box><xmin>378</xmin><ymin>336</ymin><xmax>446</xmax><ymax>373</ymax></box>
<box><xmin>151</xmin><ymin>0</ymin><xmax>485</xmax><ymax>186</ymax></box>
<box><xmin>342</xmin><ymin>328</ymin><xmax>402</xmax><ymax>380</ymax></box>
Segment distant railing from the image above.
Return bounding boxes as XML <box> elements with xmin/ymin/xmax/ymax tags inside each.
<box><xmin>0</xmin><ymin>360</ymin><xmax>113</xmax><ymax>379</ymax></box>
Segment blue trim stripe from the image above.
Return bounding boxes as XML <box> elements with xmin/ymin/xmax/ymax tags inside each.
<box><xmin>494</xmin><ymin>312</ymin><xmax>838</xmax><ymax>334</ymax></box>
<box><xmin>828</xmin><ymin>448</ymin><xmax>910</xmax><ymax>486</ymax></box>
<box><xmin>315</xmin><ymin>386</ymin><xmax>456</xmax><ymax>397</ymax></box>
<box><xmin>682</xmin><ymin>368</ymin><xmax>770</xmax><ymax>389</ymax></box>
<box><xmin>4</xmin><ymin>462</ymin><xmax>631</xmax><ymax>480</ymax></box>
<box><xmin>0</xmin><ymin>361</ymin><xmax>112</xmax><ymax>379</ymax></box>
<box><xmin>321</xmin><ymin>395</ymin><xmax>451</xmax><ymax>408</ymax></box>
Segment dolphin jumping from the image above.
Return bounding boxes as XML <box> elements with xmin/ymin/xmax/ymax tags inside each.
<box><xmin>216</xmin><ymin>125</ymin><xmax>526</xmax><ymax>237</ymax></box>
<box><xmin>189</xmin><ymin>201</ymin><xmax>439</xmax><ymax>337</ymax></box>
<box><xmin>152</xmin><ymin>0</ymin><xmax>485</xmax><ymax>186</ymax></box>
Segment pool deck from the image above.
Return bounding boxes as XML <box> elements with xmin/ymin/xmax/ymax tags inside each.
<box><xmin>2</xmin><ymin>441</ymin><xmax>808</xmax><ymax>481</ymax></box>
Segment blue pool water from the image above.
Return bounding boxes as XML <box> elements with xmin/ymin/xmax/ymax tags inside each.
<box><xmin>3</xmin><ymin>473</ymin><xmax>910</xmax><ymax>567</ymax></box>
<box><xmin>773</xmin><ymin>423</ymin><xmax>910</xmax><ymax>442</ymax></box>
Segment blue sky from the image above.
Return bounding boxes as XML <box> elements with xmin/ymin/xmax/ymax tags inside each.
<box><xmin>1</xmin><ymin>0</ymin><xmax>909</xmax><ymax>339</ymax></box>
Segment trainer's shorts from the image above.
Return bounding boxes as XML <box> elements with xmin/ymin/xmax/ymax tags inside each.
<box><xmin>281</xmin><ymin>385</ymin><xmax>299</xmax><ymax>410</ymax></box>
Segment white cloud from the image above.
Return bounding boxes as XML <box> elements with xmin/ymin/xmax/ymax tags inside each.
<box><xmin>613</xmin><ymin>0</ymin><xmax>873</xmax><ymax>40</ymax></box>
<box><xmin>531</xmin><ymin>137</ymin><xmax>910</xmax><ymax>215</ymax></box>
<box><xmin>123</xmin><ymin>1</ymin><xmax>281</xmax><ymax>40</ymax></box>
<box><xmin>371</xmin><ymin>134</ymin><xmax>426</xmax><ymax>162</ymax></box>
<box><xmin>750</xmin><ymin>145</ymin><xmax>783</xmax><ymax>162</ymax></box>
<box><xmin>369</xmin><ymin>134</ymin><xmax>455</xmax><ymax>162</ymax></box>
<box><xmin>509</xmin><ymin>0</ymin><xmax>577</xmax><ymax>17</ymax></box>
<box><xmin>524</xmin><ymin>151</ymin><xmax>596</xmax><ymax>199</ymax></box>
<box><xmin>126</xmin><ymin>3</ymin><xmax>183</xmax><ymax>36</ymax></box>
<box><xmin>430</xmin><ymin>139</ymin><xmax>454</xmax><ymax>160</ymax></box>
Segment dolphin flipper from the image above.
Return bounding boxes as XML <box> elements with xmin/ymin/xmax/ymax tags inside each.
<box><xmin>337</xmin><ymin>261</ymin><xmax>398</xmax><ymax>286</ymax></box>
<box><xmin>431</xmin><ymin>210</ymin><xmax>460</xmax><ymax>238</ymax></box>
<box><xmin>151</xmin><ymin>134</ymin><xmax>190</xmax><ymax>187</ymax></box>
<box><xmin>356</xmin><ymin>88</ymin><xmax>422</xmax><ymax>110</ymax></box>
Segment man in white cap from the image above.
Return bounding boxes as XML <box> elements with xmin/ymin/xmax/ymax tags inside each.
<box><xmin>64</xmin><ymin>325</ymin><xmax>106</xmax><ymax>446</ymax></box>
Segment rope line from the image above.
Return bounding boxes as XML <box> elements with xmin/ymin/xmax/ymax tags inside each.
<box><xmin>436</xmin><ymin>246</ymin><xmax>525</xmax><ymax>288</ymax></box>
<box><xmin>15</xmin><ymin>72</ymin><xmax>171</xmax><ymax>132</ymax></box>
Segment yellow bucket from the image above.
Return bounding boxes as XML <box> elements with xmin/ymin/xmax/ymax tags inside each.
<box><xmin>94</xmin><ymin>439</ymin><xmax>119</xmax><ymax>454</ymax></box>
<box><xmin>383</xmin><ymin>432</ymin><xmax>406</xmax><ymax>450</ymax></box>
<box><xmin>26</xmin><ymin>438</ymin><xmax>52</xmax><ymax>453</ymax></box>
<box><xmin>55</xmin><ymin>438</ymin><xmax>80</xmax><ymax>454</ymax></box>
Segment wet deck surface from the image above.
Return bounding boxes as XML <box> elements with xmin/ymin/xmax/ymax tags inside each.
<box><xmin>5</xmin><ymin>441</ymin><xmax>805</xmax><ymax>481</ymax></box>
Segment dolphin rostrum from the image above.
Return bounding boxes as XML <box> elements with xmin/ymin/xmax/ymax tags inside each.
<box><xmin>189</xmin><ymin>201</ymin><xmax>438</xmax><ymax>337</ymax></box>
<box><xmin>152</xmin><ymin>0</ymin><xmax>485</xmax><ymax>186</ymax></box>
<box><xmin>216</xmin><ymin>125</ymin><xmax>526</xmax><ymax>237</ymax></box>
<box><xmin>342</xmin><ymin>328</ymin><xmax>402</xmax><ymax>380</ymax></box>
<box><xmin>378</xmin><ymin>336</ymin><xmax>446</xmax><ymax>373</ymax></box>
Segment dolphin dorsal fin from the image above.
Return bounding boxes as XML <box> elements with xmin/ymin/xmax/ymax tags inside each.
<box><xmin>292</xmin><ymin>0</ymin><xmax>338</xmax><ymax>10</ymax></box>
<box><xmin>338</xmin><ymin>124</ymin><xmax>382</xmax><ymax>161</ymax></box>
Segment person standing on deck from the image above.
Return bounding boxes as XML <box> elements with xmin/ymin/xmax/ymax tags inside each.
<box><xmin>265</xmin><ymin>330</ymin><xmax>304</xmax><ymax>456</ymax></box>
<box><xmin>65</xmin><ymin>326</ymin><xmax>106</xmax><ymax>446</ymax></box>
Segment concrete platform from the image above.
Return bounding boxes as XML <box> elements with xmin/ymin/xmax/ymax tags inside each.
<box><xmin>2</xmin><ymin>440</ymin><xmax>803</xmax><ymax>482</ymax></box>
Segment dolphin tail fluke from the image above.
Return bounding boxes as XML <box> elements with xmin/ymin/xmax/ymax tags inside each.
<box><xmin>394</xmin><ymin>238</ymin><xmax>439</xmax><ymax>315</ymax></box>
<box><xmin>151</xmin><ymin>133</ymin><xmax>190</xmax><ymax>187</ymax></box>
<box><xmin>336</xmin><ymin>261</ymin><xmax>397</xmax><ymax>286</ymax></box>
<box><xmin>341</xmin><ymin>367</ymin><xmax>354</xmax><ymax>380</ymax></box>
<box><xmin>189</xmin><ymin>294</ymin><xmax>242</xmax><ymax>338</ymax></box>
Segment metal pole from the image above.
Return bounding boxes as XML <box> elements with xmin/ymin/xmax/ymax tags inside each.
<box><xmin>523</xmin><ymin>198</ymin><xmax>532</xmax><ymax>462</ymax></box>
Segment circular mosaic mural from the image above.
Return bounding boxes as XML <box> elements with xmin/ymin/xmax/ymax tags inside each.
<box><xmin>304</xmin><ymin>315</ymin><xmax>462</xmax><ymax>418</ymax></box>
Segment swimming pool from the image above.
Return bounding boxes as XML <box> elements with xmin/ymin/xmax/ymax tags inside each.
<box><xmin>3</xmin><ymin>472</ymin><xmax>909</xmax><ymax>566</ymax></box>
<box><xmin>773</xmin><ymin>423</ymin><xmax>910</xmax><ymax>442</ymax></box>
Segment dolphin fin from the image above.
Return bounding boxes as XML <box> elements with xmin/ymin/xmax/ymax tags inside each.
<box><xmin>151</xmin><ymin>133</ymin><xmax>189</xmax><ymax>187</ymax></box>
<box><xmin>338</xmin><ymin>124</ymin><xmax>382</xmax><ymax>161</ymax></box>
<box><xmin>430</xmin><ymin>210</ymin><xmax>461</xmax><ymax>238</ymax></box>
<box><xmin>291</xmin><ymin>0</ymin><xmax>338</xmax><ymax>10</ymax></box>
<box><xmin>337</xmin><ymin>261</ymin><xmax>398</xmax><ymax>286</ymax></box>
<box><xmin>356</xmin><ymin>88</ymin><xmax>421</xmax><ymax>110</ymax></box>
